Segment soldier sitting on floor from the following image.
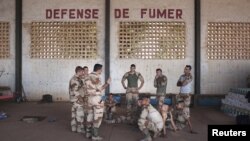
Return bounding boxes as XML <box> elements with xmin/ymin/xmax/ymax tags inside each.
<box><xmin>104</xmin><ymin>93</ymin><xmax>118</xmax><ymax>120</ymax></box>
<box><xmin>160</xmin><ymin>104</ymin><xmax>178</xmax><ymax>136</ymax></box>
<box><xmin>174</xmin><ymin>100</ymin><xmax>197</xmax><ymax>134</ymax></box>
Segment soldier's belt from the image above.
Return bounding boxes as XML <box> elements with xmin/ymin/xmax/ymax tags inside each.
<box><xmin>178</xmin><ymin>94</ymin><xmax>191</xmax><ymax>97</ymax></box>
<box><xmin>88</xmin><ymin>94</ymin><xmax>102</xmax><ymax>97</ymax></box>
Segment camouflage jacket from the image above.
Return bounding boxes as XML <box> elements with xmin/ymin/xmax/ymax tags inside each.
<box><xmin>69</xmin><ymin>74</ymin><xmax>84</xmax><ymax>103</ymax></box>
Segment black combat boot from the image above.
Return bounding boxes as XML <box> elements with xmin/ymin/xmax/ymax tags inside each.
<box><xmin>85</xmin><ymin>126</ymin><xmax>92</xmax><ymax>138</ymax></box>
<box><xmin>92</xmin><ymin>127</ymin><xmax>103</xmax><ymax>141</ymax></box>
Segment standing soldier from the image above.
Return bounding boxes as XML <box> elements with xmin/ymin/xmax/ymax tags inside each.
<box><xmin>176</xmin><ymin>65</ymin><xmax>195</xmax><ymax>133</ymax></box>
<box><xmin>154</xmin><ymin>68</ymin><xmax>167</xmax><ymax>110</ymax></box>
<box><xmin>121</xmin><ymin>64</ymin><xmax>144</xmax><ymax>121</ymax></box>
<box><xmin>85</xmin><ymin>64</ymin><xmax>111</xmax><ymax>140</ymax></box>
<box><xmin>80</xmin><ymin>66</ymin><xmax>89</xmax><ymax>134</ymax></box>
<box><xmin>69</xmin><ymin>66</ymin><xmax>85</xmax><ymax>133</ymax></box>
<box><xmin>138</xmin><ymin>95</ymin><xmax>163</xmax><ymax>141</ymax></box>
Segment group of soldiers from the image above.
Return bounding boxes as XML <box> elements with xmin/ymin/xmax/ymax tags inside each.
<box><xmin>69</xmin><ymin>63</ymin><xmax>196</xmax><ymax>141</ymax></box>
<box><xmin>69</xmin><ymin>64</ymin><xmax>110</xmax><ymax>140</ymax></box>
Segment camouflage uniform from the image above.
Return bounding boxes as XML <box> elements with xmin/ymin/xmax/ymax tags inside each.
<box><xmin>175</xmin><ymin>74</ymin><xmax>192</xmax><ymax>130</ymax></box>
<box><xmin>154</xmin><ymin>75</ymin><xmax>167</xmax><ymax>108</ymax></box>
<box><xmin>160</xmin><ymin>105</ymin><xmax>177</xmax><ymax>134</ymax></box>
<box><xmin>104</xmin><ymin>97</ymin><xmax>117</xmax><ymax>120</ymax></box>
<box><xmin>69</xmin><ymin>74</ymin><xmax>85</xmax><ymax>133</ymax></box>
<box><xmin>80</xmin><ymin>74</ymin><xmax>90</xmax><ymax>133</ymax></box>
<box><xmin>138</xmin><ymin>104</ymin><xmax>163</xmax><ymax>141</ymax></box>
<box><xmin>175</xmin><ymin>102</ymin><xmax>190</xmax><ymax>129</ymax></box>
<box><xmin>85</xmin><ymin>72</ymin><xmax>104</xmax><ymax>139</ymax></box>
<box><xmin>122</xmin><ymin>72</ymin><xmax>144</xmax><ymax>119</ymax></box>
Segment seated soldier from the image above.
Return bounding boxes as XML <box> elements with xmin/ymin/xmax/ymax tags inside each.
<box><xmin>175</xmin><ymin>100</ymin><xmax>197</xmax><ymax>134</ymax></box>
<box><xmin>138</xmin><ymin>95</ymin><xmax>164</xmax><ymax>141</ymax></box>
<box><xmin>160</xmin><ymin>104</ymin><xmax>178</xmax><ymax>136</ymax></box>
<box><xmin>104</xmin><ymin>93</ymin><xmax>117</xmax><ymax>120</ymax></box>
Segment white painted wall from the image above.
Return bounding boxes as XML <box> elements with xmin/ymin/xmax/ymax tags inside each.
<box><xmin>0</xmin><ymin>0</ymin><xmax>15</xmax><ymax>91</ymax></box>
<box><xmin>16</xmin><ymin>0</ymin><xmax>250</xmax><ymax>99</ymax></box>
<box><xmin>22</xmin><ymin>0</ymin><xmax>105</xmax><ymax>100</ymax></box>
<box><xmin>110</xmin><ymin>0</ymin><xmax>195</xmax><ymax>94</ymax></box>
<box><xmin>201</xmin><ymin>0</ymin><xmax>250</xmax><ymax>94</ymax></box>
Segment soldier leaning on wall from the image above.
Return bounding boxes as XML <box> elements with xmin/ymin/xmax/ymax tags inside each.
<box><xmin>69</xmin><ymin>66</ymin><xmax>85</xmax><ymax>133</ymax></box>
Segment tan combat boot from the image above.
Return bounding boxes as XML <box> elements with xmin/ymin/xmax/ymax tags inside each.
<box><xmin>91</xmin><ymin>127</ymin><xmax>103</xmax><ymax>141</ymax></box>
<box><xmin>140</xmin><ymin>129</ymin><xmax>152</xmax><ymax>141</ymax></box>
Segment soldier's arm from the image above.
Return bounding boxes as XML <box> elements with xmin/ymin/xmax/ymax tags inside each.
<box><xmin>154</xmin><ymin>77</ymin><xmax>157</xmax><ymax>88</ymax></box>
<box><xmin>177</xmin><ymin>76</ymin><xmax>182</xmax><ymax>87</ymax></box>
<box><xmin>101</xmin><ymin>77</ymin><xmax>111</xmax><ymax>91</ymax></box>
<box><xmin>182</xmin><ymin>74</ymin><xmax>193</xmax><ymax>86</ymax></box>
<box><xmin>161</xmin><ymin>76</ymin><xmax>168</xmax><ymax>86</ymax></box>
<box><xmin>138</xmin><ymin>73</ymin><xmax>144</xmax><ymax>90</ymax></box>
<box><xmin>71</xmin><ymin>81</ymin><xmax>83</xmax><ymax>102</ymax></box>
<box><xmin>112</xmin><ymin>98</ymin><xmax>118</xmax><ymax>106</ymax></box>
<box><xmin>169</xmin><ymin>111</ymin><xmax>178</xmax><ymax>131</ymax></box>
<box><xmin>138</xmin><ymin>108</ymin><xmax>149</xmax><ymax>129</ymax></box>
<box><xmin>121</xmin><ymin>73</ymin><xmax>128</xmax><ymax>89</ymax></box>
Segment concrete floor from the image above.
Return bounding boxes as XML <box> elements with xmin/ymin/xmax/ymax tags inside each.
<box><xmin>0</xmin><ymin>102</ymin><xmax>235</xmax><ymax>141</ymax></box>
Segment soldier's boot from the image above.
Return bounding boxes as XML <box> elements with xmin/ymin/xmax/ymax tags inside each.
<box><xmin>92</xmin><ymin>127</ymin><xmax>103</xmax><ymax>141</ymax></box>
<box><xmin>140</xmin><ymin>129</ymin><xmax>152</xmax><ymax>141</ymax></box>
<box><xmin>153</xmin><ymin>131</ymin><xmax>161</xmax><ymax>138</ymax></box>
<box><xmin>77</xmin><ymin>124</ymin><xmax>83</xmax><ymax>133</ymax></box>
<box><xmin>108</xmin><ymin>113</ymin><xmax>113</xmax><ymax>120</ymax></box>
<box><xmin>86</xmin><ymin>126</ymin><xmax>92</xmax><ymax>138</ymax></box>
<box><xmin>105</xmin><ymin>113</ymin><xmax>109</xmax><ymax>120</ymax></box>
<box><xmin>71</xmin><ymin>125</ymin><xmax>76</xmax><ymax>132</ymax></box>
<box><xmin>81</xmin><ymin>125</ymin><xmax>86</xmax><ymax>134</ymax></box>
<box><xmin>71</xmin><ymin>120</ymin><xmax>77</xmax><ymax>132</ymax></box>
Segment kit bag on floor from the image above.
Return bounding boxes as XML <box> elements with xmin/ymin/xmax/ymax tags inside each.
<box><xmin>41</xmin><ymin>94</ymin><xmax>53</xmax><ymax>103</ymax></box>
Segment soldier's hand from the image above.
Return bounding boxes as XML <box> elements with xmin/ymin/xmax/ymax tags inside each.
<box><xmin>106</xmin><ymin>77</ymin><xmax>111</xmax><ymax>84</ymax></box>
<box><xmin>137</xmin><ymin>87</ymin><xmax>142</xmax><ymax>90</ymax></box>
<box><xmin>77</xmin><ymin>98</ymin><xmax>83</xmax><ymax>105</ymax></box>
<box><xmin>155</xmin><ymin>75</ymin><xmax>159</xmax><ymax>79</ymax></box>
<box><xmin>123</xmin><ymin>86</ymin><xmax>127</xmax><ymax>89</ymax></box>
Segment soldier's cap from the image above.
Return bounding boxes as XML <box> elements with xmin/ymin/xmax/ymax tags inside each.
<box><xmin>138</xmin><ymin>94</ymin><xmax>150</xmax><ymax>100</ymax></box>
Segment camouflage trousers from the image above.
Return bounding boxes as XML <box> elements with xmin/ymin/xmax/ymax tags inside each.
<box><xmin>176</xmin><ymin>93</ymin><xmax>191</xmax><ymax>118</ymax></box>
<box><xmin>138</xmin><ymin>120</ymin><xmax>162</xmax><ymax>134</ymax></box>
<box><xmin>126</xmin><ymin>87</ymin><xmax>139</xmax><ymax>119</ymax></box>
<box><xmin>86</xmin><ymin>102</ymin><xmax>104</xmax><ymax>134</ymax></box>
<box><xmin>87</xmin><ymin>105</ymin><xmax>104</xmax><ymax>128</ymax></box>
<box><xmin>175</xmin><ymin>94</ymin><xmax>191</xmax><ymax>129</ymax></box>
<box><xmin>105</xmin><ymin>106</ymin><xmax>116</xmax><ymax>120</ymax></box>
<box><xmin>71</xmin><ymin>102</ymin><xmax>85</xmax><ymax>133</ymax></box>
<box><xmin>156</xmin><ymin>94</ymin><xmax>165</xmax><ymax>109</ymax></box>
